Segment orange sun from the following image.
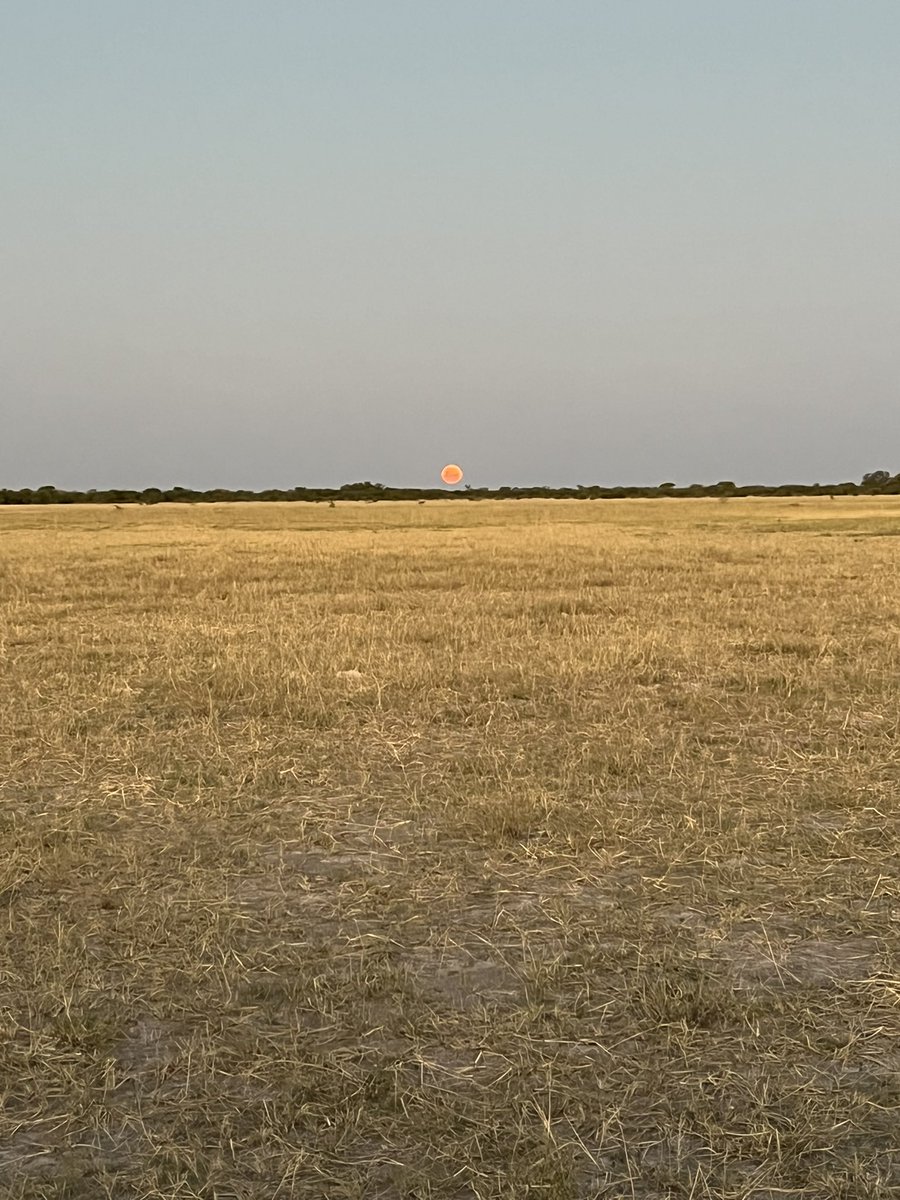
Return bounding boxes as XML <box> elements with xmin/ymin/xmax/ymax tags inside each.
<box><xmin>441</xmin><ymin>463</ymin><xmax>464</xmax><ymax>485</ymax></box>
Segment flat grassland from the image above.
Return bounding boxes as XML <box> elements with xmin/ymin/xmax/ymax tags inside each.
<box><xmin>1</xmin><ymin>498</ymin><xmax>898</xmax><ymax>1198</ymax></box>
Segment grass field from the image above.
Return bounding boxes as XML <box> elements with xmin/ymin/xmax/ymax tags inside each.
<box><xmin>1</xmin><ymin>497</ymin><xmax>899</xmax><ymax>1199</ymax></box>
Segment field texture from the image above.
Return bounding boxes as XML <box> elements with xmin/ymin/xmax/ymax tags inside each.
<box><xmin>1</xmin><ymin>498</ymin><xmax>899</xmax><ymax>1199</ymax></box>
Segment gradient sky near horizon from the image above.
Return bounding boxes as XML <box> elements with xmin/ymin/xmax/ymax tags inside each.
<box><xmin>3</xmin><ymin>1</ymin><xmax>899</xmax><ymax>489</ymax></box>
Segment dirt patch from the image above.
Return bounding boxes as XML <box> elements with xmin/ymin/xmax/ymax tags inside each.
<box><xmin>273</xmin><ymin>848</ymin><xmax>407</xmax><ymax>879</ymax></box>
<box><xmin>0</xmin><ymin>1135</ymin><xmax>60</xmax><ymax>1181</ymax></box>
<box><xmin>654</xmin><ymin>904</ymin><xmax>710</xmax><ymax>929</ymax></box>
<box><xmin>721</xmin><ymin>933</ymin><xmax>879</xmax><ymax>988</ymax></box>
<box><xmin>405</xmin><ymin>948</ymin><xmax>520</xmax><ymax>1011</ymax></box>
<box><xmin>113</xmin><ymin>1015</ymin><xmax>190</xmax><ymax>1075</ymax></box>
<box><xmin>786</xmin><ymin>938</ymin><xmax>879</xmax><ymax>984</ymax></box>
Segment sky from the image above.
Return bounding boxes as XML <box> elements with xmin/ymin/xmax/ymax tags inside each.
<box><xmin>2</xmin><ymin>1</ymin><xmax>899</xmax><ymax>490</ymax></box>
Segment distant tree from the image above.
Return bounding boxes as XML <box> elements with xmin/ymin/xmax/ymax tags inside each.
<box><xmin>862</xmin><ymin>470</ymin><xmax>892</xmax><ymax>490</ymax></box>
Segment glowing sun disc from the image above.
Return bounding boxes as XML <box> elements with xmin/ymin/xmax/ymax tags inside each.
<box><xmin>441</xmin><ymin>463</ymin><xmax>464</xmax><ymax>485</ymax></box>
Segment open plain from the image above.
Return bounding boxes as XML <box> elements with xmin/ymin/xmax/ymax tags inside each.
<box><xmin>1</xmin><ymin>497</ymin><xmax>899</xmax><ymax>1198</ymax></box>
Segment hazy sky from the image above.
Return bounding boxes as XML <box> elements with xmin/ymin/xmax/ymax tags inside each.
<box><xmin>3</xmin><ymin>1</ymin><xmax>899</xmax><ymax>489</ymax></box>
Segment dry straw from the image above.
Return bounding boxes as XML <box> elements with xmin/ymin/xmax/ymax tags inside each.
<box><xmin>0</xmin><ymin>496</ymin><xmax>898</xmax><ymax>1196</ymax></box>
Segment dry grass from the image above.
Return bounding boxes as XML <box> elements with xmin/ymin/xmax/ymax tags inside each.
<box><xmin>1</xmin><ymin>497</ymin><xmax>899</xmax><ymax>1198</ymax></box>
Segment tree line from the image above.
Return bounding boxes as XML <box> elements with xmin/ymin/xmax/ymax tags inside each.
<box><xmin>2</xmin><ymin>472</ymin><xmax>900</xmax><ymax>505</ymax></box>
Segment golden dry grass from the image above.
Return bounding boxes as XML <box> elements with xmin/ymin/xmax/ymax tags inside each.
<box><xmin>1</xmin><ymin>497</ymin><xmax>899</xmax><ymax>1198</ymax></box>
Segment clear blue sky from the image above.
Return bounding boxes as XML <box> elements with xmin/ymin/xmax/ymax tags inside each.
<box><xmin>3</xmin><ymin>1</ymin><xmax>898</xmax><ymax>489</ymax></box>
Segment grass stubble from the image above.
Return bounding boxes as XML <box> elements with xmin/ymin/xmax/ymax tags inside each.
<box><xmin>0</xmin><ymin>497</ymin><xmax>898</xmax><ymax>1198</ymax></box>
